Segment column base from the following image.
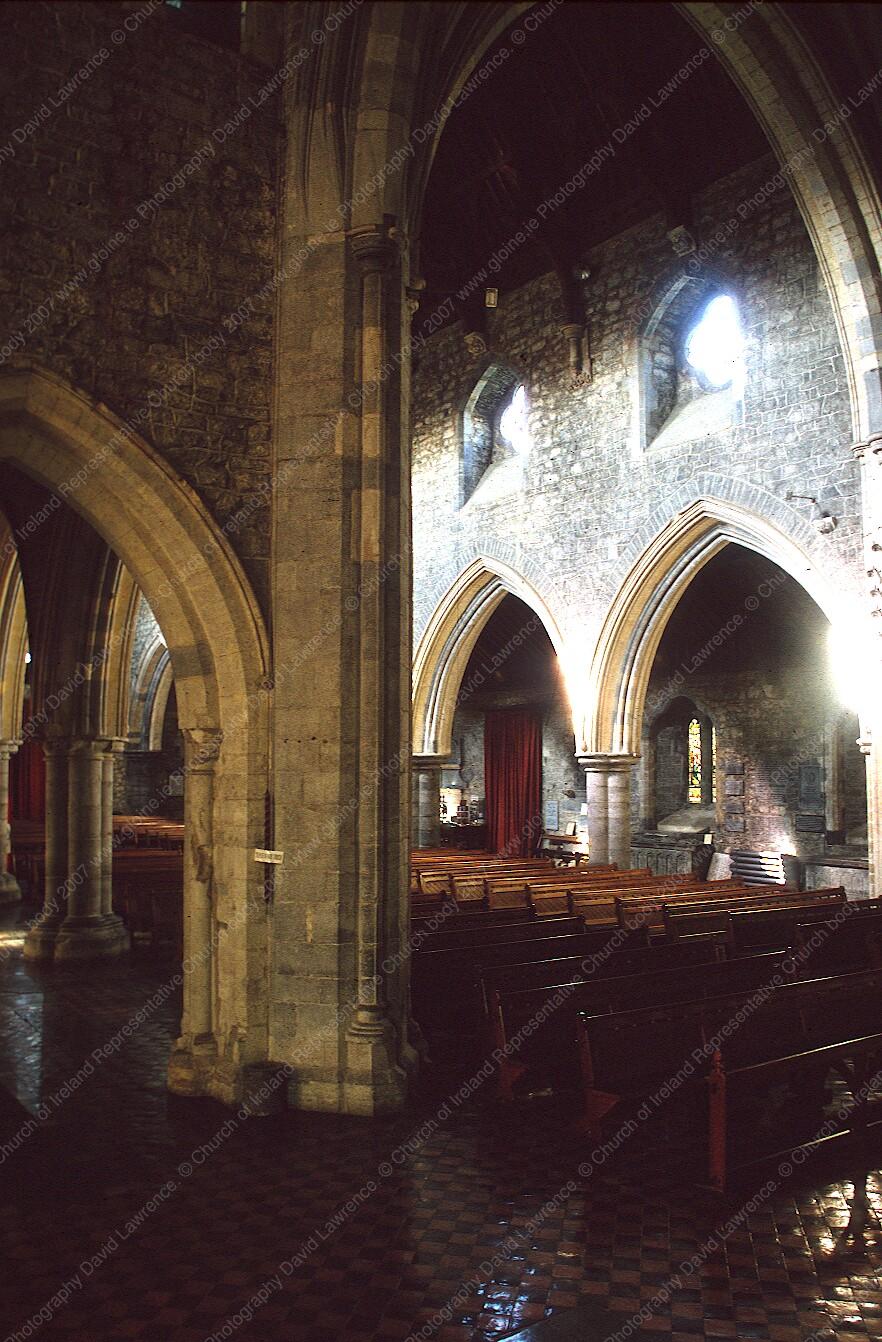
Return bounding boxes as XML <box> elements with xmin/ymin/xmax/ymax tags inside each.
<box><xmin>23</xmin><ymin>911</ymin><xmax>65</xmax><ymax>961</ymax></box>
<box><xmin>343</xmin><ymin>1008</ymin><xmax>408</xmax><ymax>1115</ymax></box>
<box><xmin>167</xmin><ymin>1032</ymin><xmax>220</xmax><ymax>1098</ymax></box>
<box><xmin>168</xmin><ymin>1033</ymin><xmax>284</xmax><ymax>1110</ymax></box>
<box><xmin>0</xmin><ymin>871</ymin><xmax>21</xmax><ymax>905</ymax></box>
<box><xmin>53</xmin><ymin>914</ymin><xmax>131</xmax><ymax>961</ymax></box>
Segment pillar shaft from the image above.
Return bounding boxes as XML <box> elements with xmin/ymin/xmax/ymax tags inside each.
<box><xmin>55</xmin><ymin>738</ymin><xmax>130</xmax><ymax>961</ymax></box>
<box><xmin>579</xmin><ymin>754</ymin><xmax>639</xmax><ymax>870</ymax></box>
<box><xmin>608</xmin><ymin>768</ymin><xmax>633</xmax><ymax>870</ymax></box>
<box><xmin>271</xmin><ymin>212</ymin><xmax>411</xmax><ymax>1114</ymax></box>
<box><xmin>0</xmin><ymin>740</ymin><xmax>20</xmax><ymax>903</ymax></box>
<box><xmin>411</xmin><ymin>755</ymin><xmax>445</xmax><ymax>849</ymax></box>
<box><xmin>65</xmin><ymin>738</ymin><xmax>104</xmax><ymax>920</ymax></box>
<box><xmin>167</xmin><ymin>728</ymin><xmax>222</xmax><ymax>1099</ymax></box>
<box><xmin>180</xmin><ymin>728</ymin><xmax>219</xmax><ymax>1040</ymax></box>
<box><xmin>23</xmin><ymin>738</ymin><xmax>69</xmax><ymax>959</ymax></box>
<box><xmin>350</xmin><ymin>230</ymin><xmax>392</xmax><ymax>1024</ymax></box>
<box><xmin>851</xmin><ymin>436</ymin><xmax>882</xmax><ymax>897</ymax></box>
<box><xmin>584</xmin><ymin>767</ymin><xmax>610</xmax><ymax>865</ymax></box>
<box><xmin>100</xmin><ymin>746</ymin><xmax>116</xmax><ymax>916</ymax></box>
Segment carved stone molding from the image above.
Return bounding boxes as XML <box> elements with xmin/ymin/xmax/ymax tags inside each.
<box><xmin>349</xmin><ymin>224</ymin><xmax>397</xmax><ymax>276</ymax></box>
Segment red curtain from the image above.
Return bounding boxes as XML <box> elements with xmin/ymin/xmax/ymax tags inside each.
<box><xmin>10</xmin><ymin>740</ymin><xmax>45</xmax><ymax>822</ymax></box>
<box><xmin>484</xmin><ymin>708</ymin><xmax>542</xmax><ymax>857</ymax></box>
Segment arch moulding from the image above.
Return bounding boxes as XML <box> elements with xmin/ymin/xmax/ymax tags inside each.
<box><xmin>0</xmin><ymin>365</ymin><xmax>271</xmax><ymax>1105</ymax></box>
<box><xmin>586</xmin><ymin>497</ymin><xmax>844</xmax><ymax>761</ymax></box>
<box><xmin>413</xmin><ymin>555</ymin><xmax>566</xmax><ymax>758</ymax></box>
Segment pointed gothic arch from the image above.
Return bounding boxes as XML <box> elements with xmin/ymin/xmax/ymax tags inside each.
<box><xmin>586</xmin><ymin>498</ymin><xmax>844</xmax><ymax>760</ymax></box>
<box><xmin>412</xmin><ymin>557</ymin><xmax>566</xmax><ymax>758</ymax></box>
<box><xmin>0</xmin><ymin>365</ymin><xmax>271</xmax><ymax>1104</ymax></box>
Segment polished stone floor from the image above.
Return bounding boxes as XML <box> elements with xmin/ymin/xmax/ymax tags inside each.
<box><xmin>0</xmin><ymin>907</ymin><xmax>881</xmax><ymax>1342</ymax></box>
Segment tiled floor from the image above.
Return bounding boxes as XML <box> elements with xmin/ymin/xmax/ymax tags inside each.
<box><xmin>0</xmin><ymin>909</ymin><xmax>881</xmax><ymax>1342</ymax></box>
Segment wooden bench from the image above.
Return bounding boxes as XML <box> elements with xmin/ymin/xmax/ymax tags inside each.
<box><xmin>489</xmin><ymin>948</ymin><xmax>790</xmax><ymax>1101</ymax></box>
<box><xmin>412</xmin><ymin>925</ymin><xmax>646</xmax><ymax>1032</ymax></box>
<box><xmin>662</xmin><ymin>888</ymin><xmax>846</xmax><ymax>943</ymax></box>
<box><xmin>419</xmin><ymin>859</ymin><xmax>560</xmax><ymax>899</ymax></box>
<box><xmin>576</xmin><ymin>966</ymin><xmax>882</xmax><ymax>1192</ymax></box>
<box><xmin>791</xmin><ymin>903</ymin><xmax>882</xmax><ymax>974</ymax></box>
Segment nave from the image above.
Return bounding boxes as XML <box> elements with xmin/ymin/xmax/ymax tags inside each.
<box><xmin>1</xmin><ymin>902</ymin><xmax>881</xmax><ymax>1342</ymax></box>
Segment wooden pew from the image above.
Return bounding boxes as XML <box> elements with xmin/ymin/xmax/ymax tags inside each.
<box><xmin>411</xmin><ymin>906</ymin><xmax>533</xmax><ymax>934</ymax></box>
<box><xmin>479</xmin><ymin>935</ymin><xmax>728</xmax><ymax>1023</ymax></box>
<box><xmin>485</xmin><ymin>868</ymin><xmax>657</xmax><ymax>912</ymax></box>
<box><xmin>668</xmin><ymin>891</ymin><xmax>848</xmax><ymax>944</ymax></box>
<box><xmin>728</xmin><ymin>893</ymin><xmax>848</xmax><ymax>951</ymax></box>
<box><xmin>419</xmin><ymin>859</ymin><xmax>559</xmax><ymax>899</ymax></box>
<box><xmin>111</xmin><ymin>849</ymin><xmax>182</xmax><ymax>954</ymax></box>
<box><xmin>416</xmin><ymin>915</ymin><xmax>583</xmax><ymax>953</ymax></box>
<box><xmin>791</xmin><ymin>904</ymin><xmax>882</xmax><ymax>974</ymax></box>
<box><xmin>489</xmin><ymin>949</ymin><xmax>790</xmax><ymax>1101</ymax></box>
<box><xmin>412</xmin><ymin>925</ymin><xmax>646</xmax><ymax>1032</ymax></box>
<box><xmin>562</xmin><ymin>881</ymin><xmax>750</xmax><ymax>931</ymax></box>
<box><xmin>576</xmin><ymin>966</ymin><xmax>882</xmax><ymax>1192</ymax></box>
<box><xmin>617</xmin><ymin>883</ymin><xmax>781</xmax><ymax>935</ymax></box>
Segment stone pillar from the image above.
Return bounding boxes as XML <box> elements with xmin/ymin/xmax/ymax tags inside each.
<box><xmin>55</xmin><ymin>738</ymin><xmax>129</xmax><ymax>961</ymax></box>
<box><xmin>24</xmin><ymin>737</ymin><xmax>69</xmax><ymax>960</ymax></box>
<box><xmin>168</xmin><ymin>728</ymin><xmax>220</xmax><ymax>1096</ymax></box>
<box><xmin>341</xmin><ymin>223</ymin><xmax>409</xmax><ymax>1113</ymax></box>
<box><xmin>99</xmin><ymin>742</ymin><xmax>123</xmax><ymax>916</ymax></box>
<box><xmin>272</xmin><ymin>198</ymin><xmax>411</xmax><ymax>1113</ymax></box>
<box><xmin>859</xmin><ymin>729</ymin><xmax>878</xmax><ymax>895</ymax></box>
<box><xmin>852</xmin><ymin>434</ymin><xmax>882</xmax><ymax>898</ymax></box>
<box><xmin>0</xmin><ymin>740</ymin><xmax>20</xmax><ymax>904</ymax></box>
<box><xmin>579</xmin><ymin>754</ymin><xmax>639</xmax><ymax>869</ymax></box>
<box><xmin>582</xmin><ymin>760</ymin><xmax>610</xmax><ymax>865</ymax></box>
<box><xmin>411</xmin><ymin>755</ymin><xmax>445</xmax><ymax>848</ymax></box>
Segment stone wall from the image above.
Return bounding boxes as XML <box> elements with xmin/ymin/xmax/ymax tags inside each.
<box><xmin>114</xmin><ymin>683</ymin><xmax>183</xmax><ymax>819</ymax></box>
<box><xmin>450</xmin><ymin>689</ymin><xmax>583</xmax><ymax>836</ymax></box>
<box><xmin>0</xmin><ymin>1</ymin><xmax>280</xmax><ymax>611</ymax></box>
<box><xmin>640</xmin><ymin>661</ymin><xmax>865</xmax><ymax>860</ymax></box>
<box><xmin>412</xmin><ymin>153</ymin><xmax>860</xmax><ymax>658</ymax></box>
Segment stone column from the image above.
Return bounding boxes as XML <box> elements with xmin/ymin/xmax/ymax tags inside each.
<box><xmin>100</xmin><ymin>742</ymin><xmax>121</xmax><ymax>916</ymax></box>
<box><xmin>582</xmin><ymin>759</ymin><xmax>610</xmax><ymax>865</ymax></box>
<box><xmin>24</xmin><ymin>737</ymin><xmax>69</xmax><ymax>961</ymax></box>
<box><xmin>852</xmin><ymin>434</ymin><xmax>882</xmax><ymax>898</ymax></box>
<box><xmin>859</xmin><ymin>729</ymin><xmax>878</xmax><ymax>894</ymax></box>
<box><xmin>411</xmin><ymin>755</ymin><xmax>445</xmax><ymax>849</ymax></box>
<box><xmin>272</xmin><ymin>194</ymin><xmax>411</xmax><ymax>1113</ymax></box>
<box><xmin>168</xmin><ymin>727</ymin><xmax>220</xmax><ymax>1096</ymax></box>
<box><xmin>55</xmin><ymin>738</ymin><xmax>129</xmax><ymax>961</ymax></box>
<box><xmin>341</xmin><ymin>223</ymin><xmax>409</xmax><ymax>1113</ymax></box>
<box><xmin>0</xmin><ymin>740</ymin><xmax>21</xmax><ymax>904</ymax></box>
<box><xmin>578</xmin><ymin>754</ymin><xmax>639</xmax><ymax>869</ymax></box>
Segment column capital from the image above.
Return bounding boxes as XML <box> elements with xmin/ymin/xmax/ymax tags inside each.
<box><xmin>411</xmin><ymin>753</ymin><xmax>450</xmax><ymax>772</ymax></box>
<box><xmin>0</xmin><ymin>739</ymin><xmax>19</xmax><ymax>757</ymax></box>
<box><xmin>67</xmin><ymin>736</ymin><xmax>113</xmax><ymax>759</ymax></box>
<box><xmin>349</xmin><ymin>223</ymin><xmax>398</xmax><ymax>275</ymax></box>
<box><xmin>100</xmin><ymin>736</ymin><xmax>128</xmax><ymax>755</ymax></box>
<box><xmin>406</xmin><ymin>277</ymin><xmax>426</xmax><ymax>316</ymax></box>
<box><xmin>577</xmin><ymin>752</ymin><xmax>640</xmax><ymax>773</ymax></box>
<box><xmin>851</xmin><ymin>432</ymin><xmax>882</xmax><ymax>460</ymax></box>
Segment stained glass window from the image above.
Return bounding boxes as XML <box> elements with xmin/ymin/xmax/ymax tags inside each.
<box><xmin>688</xmin><ymin>718</ymin><xmax>702</xmax><ymax>803</ymax></box>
